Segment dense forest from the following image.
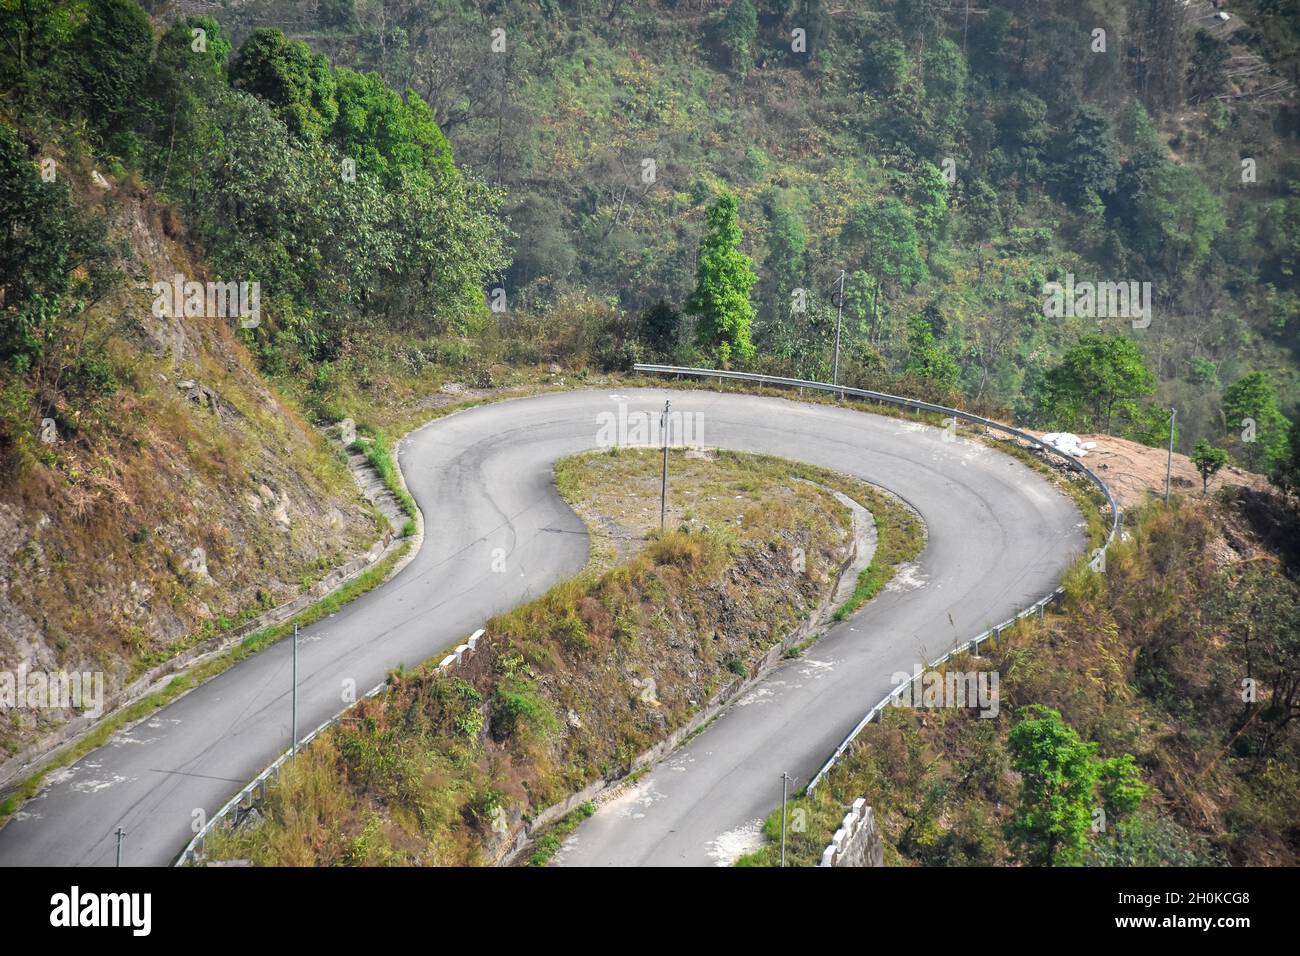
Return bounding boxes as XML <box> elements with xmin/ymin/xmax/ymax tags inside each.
<box><xmin>3</xmin><ymin>0</ymin><xmax>1300</xmax><ymax>482</ymax></box>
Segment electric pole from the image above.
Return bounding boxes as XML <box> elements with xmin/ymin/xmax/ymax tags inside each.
<box><xmin>832</xmin><ymin>269</ymin><xmax>845</xmax><ymax>387</ymax></box>
<box><xmin>660</xmin><ymin>400</ymin><xmax>670</xmax><ymax>530</ymax></box>
<box><xmin>1165</xmin><ymin>407</ymin><xmax>1176</xmax><ymax>504</ymax></box>
<box><xmin>780</xmin><ymin>772</ymin><xmax>789</xmax><ymax>867</ymax></box>
<box><xmin>291</xmin><ymin>623</ymin><xmax>298</xmax><ymax>758</ymax></box>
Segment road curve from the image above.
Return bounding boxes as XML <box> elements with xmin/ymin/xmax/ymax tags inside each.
<box><xmin>0</xmin><ymin>388</ymin><xmax>1083</xmax><ymax>866</ymax></box>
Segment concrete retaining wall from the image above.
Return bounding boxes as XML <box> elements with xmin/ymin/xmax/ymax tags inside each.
<box><xmin>818</xmin><ymin>798</ymin><xmax>883</xmax><ymax>867</ymax></box>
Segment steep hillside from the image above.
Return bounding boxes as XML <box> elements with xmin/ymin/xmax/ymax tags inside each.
<box><xmin>0</xmin><ymin>143</ymin><xmax>382</xmax><ymax>760</ymax></box>
<box><xmin>174</xmin><ymin>0</ymin><xmax>1300</xmax><ymax>466</ymax></box>
<box><xmin>741</xmin><ymin>490</ymin><xmax>1300</xmax><ymax>867</ymax></box>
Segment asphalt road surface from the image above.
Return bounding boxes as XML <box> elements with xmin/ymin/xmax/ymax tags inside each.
<box><xmin>0</xmin><ymin>388</ymin><xmax>1083</xmax><ymax>866</ymax></box>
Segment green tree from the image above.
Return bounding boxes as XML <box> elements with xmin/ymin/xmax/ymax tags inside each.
<box><xmin>862</xmin><ymin>38</ymin><xmax>908</xmax><ymax>94</ymax></box>
<box><xmin>331</xmin><ymin>68</ymin><xmax>454</xmax><ymax>181</ymax></box>
<box><xmin>763</xmin><ymin>196</ymin><xmax>807</xmax><ymax>311</ymax></box>
<box><xmin>1007</xmin><ymin>706</ymin><xmax>1144</xmax><ymax>866</ymax></box>
<box><xmin>639</xmin><ymin>299</ymin><xmax>680</xmax><ymax>355</ymax></box>
<box><xmin>921</xmin><ymin>38</ymin><xmax>967</xmax><ymax>152</ymax></box>
<box><xmin>843</xmin><ymin>197</ymin><xmax>928</xmax><ymax>292</ymax></box>
<box><xmin>1059</xmin><ymin>106</ymin><xmax>1119</xmax><ymax>205</ymax></box>
<box><xmin>1008</xmin><ymin>705</ymin><xmax>1102</xmax><ymax>866</ymax></box>
<box><xmin>1130</xmin><ymin>163</ymin><xmax>1225</xmax><ymax>278</ymax></box>
<box><xmin>0</xmin><ymin>0</ymin><xmax>78</xmax><ymax>112</ymax></box>
<box><xmin>73</xmin><ymin>0</ymin><xmax>154</xmax><ymax>139</ymax></box>
<box><xmin>1044</xmin><ymin>335</ymin><xmax>1155</xmax><ymax>433</ymax></box>
<box><xmin>902</xmin><ymin>313</ymin><xmax>959</xmax><ymax>394</ymax></box>
<box><xmin>895</xmin><ymin>0</ymin><xmax>948</xmax><ymax>49</ymax></box>
<box><xmin>688</xmin><ymin>192</ymin><xmax>757</xmax><ymax>365</ymax></box>
<box><xmin>1222</xmin><ymin>371</ymin><xmax>1291</xmax><ymax>473</ymax></box>
<box><xmin>232</xmin><ymin>28</ymin><xmax>339</xmax><ymax>142</ymax></box>
<box><xmin>910</xmin><ymin>161</ymin><xmax>949</xmax><ymax>246</ymax></box>
<box><xmin>1272</xmin><ymin>419</ymin><xmax>1300</xmax><ymax>497</ymax></box>
<box><xmin>1191</xmin><ymin>440</ymin><xmax>1230</xmax><ymax>495</ymax></box>
<box><xmin>718</xmin><ymin>0</ymin><xmax>759</xmax><ymax>76</ymax></box>
<box><xmin>145</xmin><ymin>16</ymin><xmax>233</xmax><ymax>194</ymax></box>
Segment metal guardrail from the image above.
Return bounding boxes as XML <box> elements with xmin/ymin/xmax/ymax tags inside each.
<box><xmin>632</xmin><ymin>364</ymin><xmax>1121</xmax><ymax>794</ymax></box>
<box><xmin>173</xmin><ymin>629</ymin><xmax>485</xmax><ymax>866</ymax></box>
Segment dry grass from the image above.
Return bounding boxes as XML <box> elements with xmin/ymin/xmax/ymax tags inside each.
<box><xmin>205</xmin><ymin>449</ymin><xmax>873</xmax><ymax>866</ymax></box>
<box><xmin>740</xmin><ymin>492</ymin><xmax>1300</xmax><ymax>867</ymax></box>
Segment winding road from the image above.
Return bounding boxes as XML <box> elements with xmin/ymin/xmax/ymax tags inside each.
<box><xmin>0</xmin><ymin>388</ymin><xmax>1083</xmax><ymax>866</ymax></box>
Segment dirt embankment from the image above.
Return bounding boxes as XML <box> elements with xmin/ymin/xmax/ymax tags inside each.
<box><xmin>1030</xmin><ymin>431</ymin><xmax>1270</xmax><ymax>510</ymax></box>
<box><xmin>0</xmin><ymin>170</ymin><xmax>380</xmax><ymax>758</ymax></box>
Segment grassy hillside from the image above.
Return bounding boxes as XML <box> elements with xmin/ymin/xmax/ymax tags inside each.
<box><xmin>740</xmin><ymin>491</ymin><xmax>1300</xmax><ymax>866</ymax></box>
<box><xmin>202</xmin><ymin>449</ymin><xmax>921</xmax><ymax>865</ymax></box>
<box><xmin>0</xmin><ymin>137</ymin><xmax>384</xmax><ymax>758</ymax></box>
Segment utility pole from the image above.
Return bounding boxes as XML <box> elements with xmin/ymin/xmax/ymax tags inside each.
<box><xmin>780</xmin><ymin>772</ymin><xmax>789</xmax><ymax>867</ymax></box>
<box><xmin>291</xmin><ymin>623</ymin><xmax>298</xmax><ymax>758</ymax></box>
<box><xmin>660</xmin><ymin>400</ymin><xmax>670</xmax><ymax>530</ymax></box>
<box><xmin>115</xmin><ymin>827</ymin><xmax>125</xmax><ymax>867</ymax></box>
<box><xmin>1165</xmin><ymin>407</ymin><xmax>1176</xmax><ymax>504</ymax></box>
<box><xmin>832</xmin><ymin>269</ymin><xmax>846</xmax><ymax>387</ymax></box>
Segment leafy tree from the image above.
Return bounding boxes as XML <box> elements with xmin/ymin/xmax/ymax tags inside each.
<box><xmin>331</xmin><ymin>68</ymin><xmax>453</xmax><ymax>181</ymax></box>
<box><xmin>843</xmin><ymin>197</ymin><xmax>928</xmax><ymax>292</ymax></box>
<box><xmin>895</xmin><ymin>0</ymin><xmax>947</xmax><ymax>49</ymax></box>
<box><xmin>1043</xmin><ymin>334</ymin><xmax>1155</xmax><ymax>433</ymax></box>
<box><xmin>1059</xmin><ymin>106</ymin><xmax>1119</xmax><ymax>205</ymax></box>
<box><xmin>505</xmin><ymin>195</ymin><xmax>575</xmax><ymax>292</ymax></box>
<box><xmin>1191</xmin><ymin>439</ymin><xmax>1230</xmax><ymax>495</ymax></box>
<box><xmin>1007</xmin><ymin>706</ymin><xmax>1103</xmax><ymax>866</ymax></box>
<box><xmin>1007</xmin><ymin>706</ymin><xmax>1146</xmax><ymax>866</ymax></box>
<box><xmin>1099</xmin><ymin>753</ymin><xmax>1148</xmax><ymax>819</ymax></box>
<box><xmin>1129</xmin><ymin>163</ymin><xmax>1225</xmax><ymax>278</ymax></box>
<box><xmin>0</xmin><ymin>121</ymin><xmax>114</xmax><ymax>420</ymax></box>
<box><xmin>994</xmin><ymin>90</ymin><xmax>1049</xmax><ymax>188</ymax></box>
<box><xmin>902</xmin><ymin>313</ymin><xmax>959</xmax><ymax>393</ymax></box>
<box><xmin>639</xmin><ymin>299</ymin><xmax>680</xmax><ymax>355</ymax></box>
<box><xmin>1112</xmin><ymin>102</ymin><xmax>1168</xmax><ymax>225</ymax></box>
<box><xmin>0</xmin><ymin>0</ymin><xmax>78</xmax><ymax>111</ymax></box>
<box><xmin>1222</xmin><ymin>372</ymin><xmax>1292</xmax><ymax>473</ymax></box>
<box><xmin>921</xmin><ymin>39</ymin><xmax>967</xmax><ymax>152</ymax></box>
<box><xmin>145</xmin><ymin>16</ymin><xmax>233</xmax><ymax>194</ymax></box>
<box><xmin>862</xmin><ymin>38</ymin><xmax>908</xmax><ymax>94</ymax></box>
<box><xmin>320</xmin><ymin>0</ymin><xmax>357</xmax><ymax>31</ymax></box>
<box><xmin>967</xmin><ymin>5</ymin><xmax>1012</xmax><ymax>80</ymax></box>
<box><xmin>718</xmin><ymin>0</ymin><xmax>759</xmax><ymax>76</ymax></box>
<box><xmin>72</xmin><ymin>0</ymin><xmax>153</xmax><ymax>139</ymax></box>
<box><xmin>910</xmin><ymin>161</ymin><xmax>949</xmax><ymax>245</ymax></box>
<box><xmin>1272</xmin><ymin>419</ymin><xmax>1300</xmax><ymax>497</ymax></box>
<box><xmin>688</xmin><ymin>192</ymin><xmax>757</xmax><ymax>365</ymax></box>
<box><xmin>763</xmin><ymin>196</ymin><xmax>807</xmax><ymax>310</ymax></box>
<box><xmin>232</xmin><ymin>28</ymin><xmax>339</xmax><ymax>142</ymax></box>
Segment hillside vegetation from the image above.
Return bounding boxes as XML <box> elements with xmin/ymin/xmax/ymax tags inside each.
<box><xmin>203</xmin><ymin>450</ymin><xmax>923</xmax><ymax>865</ymax></box>
<box><xmin>180</xmin><ymin>0</ymin><xmax>1300</xmax><ymax>472</ymax></box>
<box><xmin>741</xmin><ymin>491</ymin><xmax>1300</xmax><ymax>866</ymax></box>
